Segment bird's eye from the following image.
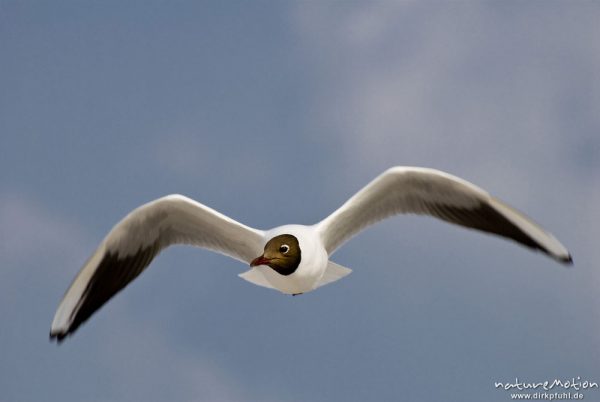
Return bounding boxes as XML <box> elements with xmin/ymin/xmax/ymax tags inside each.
<box><xmin>279</xmin><ymin>244</ymin><xmax>290</xmax><ymax>254</ymax></box>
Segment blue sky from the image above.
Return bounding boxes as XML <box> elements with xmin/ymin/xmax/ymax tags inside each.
<box><xmin>1</xmin><ymin>2</ymin><xmax>599</xmax><ymax>401</ymax></box>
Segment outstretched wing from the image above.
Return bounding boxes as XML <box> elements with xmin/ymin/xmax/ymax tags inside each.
<box><xmin>50</xmin><ymin>194</ymin><xmax>264</xmax><ymax>342</ymax></box>
<box><xmin>316</xmin><ymin>167</ymin><xmax>571</xmax><ymax>264</ymax></box>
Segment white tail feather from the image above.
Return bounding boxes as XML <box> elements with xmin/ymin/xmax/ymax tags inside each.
<box><xmin>315</xmin><ymin>261</ymin><xmax>352</xmax><ymax>289</ymax></box>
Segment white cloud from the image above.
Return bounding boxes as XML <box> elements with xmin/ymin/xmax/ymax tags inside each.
<box><xmin>292</xmin><ymin>3</ymin><xmax>598</xmax><ymax>192</ymax></box>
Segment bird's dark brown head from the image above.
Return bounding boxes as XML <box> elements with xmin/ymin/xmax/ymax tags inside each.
<box><xmin>250</xmin><ymin>234</ymin><xmax>301</xmax><ymax>276</ymax></box>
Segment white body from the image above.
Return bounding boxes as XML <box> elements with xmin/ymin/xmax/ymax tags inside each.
<box><xmin>239</xmin><ymin>225</ymin><xmax>331</xmax><ymax>294</ymax></box>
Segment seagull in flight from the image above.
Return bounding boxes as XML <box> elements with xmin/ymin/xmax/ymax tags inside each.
<box><xmin>50</xmin><ymin>167</ymin><xmax>572</xmax><ymax>342</ymax></box>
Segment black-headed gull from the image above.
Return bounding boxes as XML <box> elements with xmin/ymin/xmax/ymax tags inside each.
<box><xmin>50</xmin><ymin>167</ymin><xmax>572</xmax><ymax>342</ymax></box>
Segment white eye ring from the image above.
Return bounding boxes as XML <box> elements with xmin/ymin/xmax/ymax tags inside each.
<box><xmin>279</xmin><ymin>244</ymin><xmax>290</xmax><ymax>254</ymax></box>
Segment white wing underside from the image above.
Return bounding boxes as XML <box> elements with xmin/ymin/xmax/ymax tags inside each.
<box><xmin>50</xmin><ymin>194</ymin><xmax>264</xmax><ymax>341</ymax></box>
<box><xmin>316</xmin><ymin>167</ymin><xmax>571</xmax><ymax>263</ymax></box>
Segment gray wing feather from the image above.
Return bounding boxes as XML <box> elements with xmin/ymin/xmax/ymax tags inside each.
<box><xmin>50</xmin><ymin>195</ymin><xmax>264</xmax><ymax>342</ymax></box>
<box><xmin>317</xmin><ymin>167</ymin><xmax>571</xmax><ymax>264</ymax></box>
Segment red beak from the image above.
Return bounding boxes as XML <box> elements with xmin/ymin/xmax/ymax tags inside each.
<box><xmin>250</xmin><ymin>255</ymin><xmax>271</xmax><ymax>267</ymax></box>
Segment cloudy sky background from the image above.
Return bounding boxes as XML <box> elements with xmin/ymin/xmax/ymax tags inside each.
<box><xmin>1</xmin><ymin>2</ymin><xmax>599</xmax><ymax>401</ymax></box>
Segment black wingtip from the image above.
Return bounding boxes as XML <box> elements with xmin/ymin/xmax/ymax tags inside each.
<box><xmin>559</xmin><ymin>253</ymin><xmax>573</xmax><ymax>266</ymax></box>
<box><xmin>49</xmin><ymin>330</ymin><xmax>67</xmax><ymax>344</ymax></box>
